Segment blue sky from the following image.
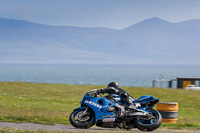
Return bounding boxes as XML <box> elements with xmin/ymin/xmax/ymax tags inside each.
<box><xmin>0</xmin><ymin>0</ymin><xmax>200</xmax><ymax>29</ymax></box>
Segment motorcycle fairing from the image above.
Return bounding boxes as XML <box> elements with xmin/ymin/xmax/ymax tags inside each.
<box><xmin>79</xmin><ymin>93</ymin><xmax>116</xmax><ymax>121</ymax></box>
<box><xmin>134</xmin><ymin>95</ymin><xmax>159</xmax><ymax>108</ymax></box>
<box><xmin>134</xmin><ymin>95</ymin><xmax>156</xmax><ymax>103</ymax></box>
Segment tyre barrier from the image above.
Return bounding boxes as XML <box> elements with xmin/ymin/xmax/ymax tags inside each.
<box><xmin>156</xmin><ymin>102</ymin><xmax>178</xmax><ymax>123</ymax></box>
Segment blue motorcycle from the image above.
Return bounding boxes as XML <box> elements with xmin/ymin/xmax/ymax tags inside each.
<box><xmin>70</xmin><ymin>89</ymin><xmax>162</xmax><ymax>131</ymax></box>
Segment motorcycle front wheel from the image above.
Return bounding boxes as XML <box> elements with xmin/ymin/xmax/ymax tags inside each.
<box><xmin>70</xmin><ymin>109</ymin><xmax>95</xmax><ymax>129</ymax></box>
<box><xmin>134</xmin><ymin>108</ymin><xmax>162</xmax><ymax>131</ymax></box>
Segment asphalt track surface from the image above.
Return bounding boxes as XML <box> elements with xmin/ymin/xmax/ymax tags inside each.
<box><xmin>0</xmin><ymin>122</ymin><xmax>199</xmax><ymax>132</ymax></box>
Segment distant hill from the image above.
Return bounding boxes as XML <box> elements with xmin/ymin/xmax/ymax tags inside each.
<box><xmin>0</xmin><ymin>17</ymin><xmax>200</xmax><ymax>64</ymax></box>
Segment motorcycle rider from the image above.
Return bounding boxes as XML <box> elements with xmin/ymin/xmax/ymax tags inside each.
<box><xmin>97</xmin><ymin>81</ymin><xmax>136</xmax><ymax>109</ymax></box>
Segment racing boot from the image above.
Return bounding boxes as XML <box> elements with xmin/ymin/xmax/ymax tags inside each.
<box><xmin>128</xmin><ymin>103</ymin><xmax>136</xmax><ymax>110</ymax></box>
<box><xmin>127</xmin><ymin>99</ymin><xmax>136</xmax><ymax>110</ymax></box>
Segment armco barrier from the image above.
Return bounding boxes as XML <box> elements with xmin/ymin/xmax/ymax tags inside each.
<box><xmin>156</xmin><ymin>102</ymin><xmax>178</xmax><ymax>123</ymax></box>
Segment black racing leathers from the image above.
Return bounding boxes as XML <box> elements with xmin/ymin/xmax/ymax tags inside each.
<box><xmin>100</xmin><ymin>87</ymin><xmax>135</xmax><ymax>105</ymax></box>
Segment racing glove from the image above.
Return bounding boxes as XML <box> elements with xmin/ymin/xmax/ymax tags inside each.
<box><xmin>96</xmin><ymin>89</ymin><xmax>103</xmax><ymax>95</ymax></box>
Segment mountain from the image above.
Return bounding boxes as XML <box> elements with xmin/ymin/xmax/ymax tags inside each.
<box><xmin>117</xmin><ymin>17</ymin><xmax>200</xmax><ymax>63</ymax></box>
<box><xmin>0</xmin><ymin>17</ymin><xmax>200</xmax><ymax>64</ymax></box>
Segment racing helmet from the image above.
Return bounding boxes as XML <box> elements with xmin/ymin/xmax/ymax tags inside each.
<box><xmin>107</xmin><ymin>81</ymin><xmax>119</xmax><ymax>89</ymax></box>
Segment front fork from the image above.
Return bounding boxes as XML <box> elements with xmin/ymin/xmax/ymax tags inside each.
<box><xmin>82</xmin><ymin>106</ymin><xmax>89</xmax><ymax>116</ymax></box>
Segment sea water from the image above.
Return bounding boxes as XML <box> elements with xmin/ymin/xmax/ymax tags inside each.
<box><xmin>0</xmin><ymin>64</ymin><xmax>200</xmax><ymax>87</ymax></box>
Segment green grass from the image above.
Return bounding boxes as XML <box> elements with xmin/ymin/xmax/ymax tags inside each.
<box><xmin>0</xmin><ymin>82</ymin><xmax>200</xmax><ymax>129</ymax></box>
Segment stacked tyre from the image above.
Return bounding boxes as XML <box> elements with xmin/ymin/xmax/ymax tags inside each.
<box><xmin>156</xmin><ymin>102</ymin><xmax>178</xmax><ymax>123</ymax></box>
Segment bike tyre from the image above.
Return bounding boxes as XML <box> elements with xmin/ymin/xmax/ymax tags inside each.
<box><xmin>134</xmin><ymin>108</ymin><xmax>162</xmax><ymax>131</ymax></box>
<box><xmin>69</xmin><ymin>109</ymin><xmax>95</xmax><ymax>129</ymax></box>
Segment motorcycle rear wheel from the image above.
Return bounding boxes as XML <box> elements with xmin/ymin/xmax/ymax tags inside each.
<box><xmin>70</xmin><ymin>109</ymin><xmax>95</xmax><ymax>129</ymax></box>
<box><xmin>134</xmin><ymin>108</ymin><xmax>162</xmax><ymax>131</ymax></box>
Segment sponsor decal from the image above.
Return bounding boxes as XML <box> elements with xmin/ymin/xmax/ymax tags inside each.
<box><xmin>101</xmin><ymin>115</ymin><xmax>107</xmax><ymax>118</ymax></box>
<box><xmin>102</xmin><ymin>118</ymin><xmax>115</xmax><ymax>122</ymax></box>
<box><xmin>84</xmin><ymin>100</ymin><xmax>102</xmax><ymax>109</ymax></box>
<box><xmin>109</xmin><ymin>115</ymin><xmax>115</xmax><ymax>118</ymax></box>
<box><xmin>101</xmin><ymin>114</ymin><xmax>115</xmax><ymax>118</ymax></box>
